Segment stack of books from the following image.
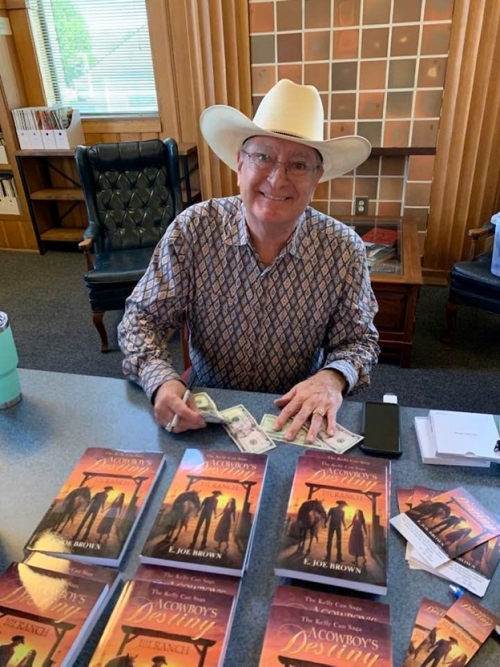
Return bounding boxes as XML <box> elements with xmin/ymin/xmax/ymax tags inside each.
<box><xmin>415</xmin><ymin>409</ymin><xmax>500</xmax><ymax>467</ymax></box>
<box><xmin>89</xmin><ymin>564</ymin><xmax>241</xmax><ymax>666</ymax></box>
<box><xmin>259</xmin><ymin>584</ymin><xmax>393</xmax><ymax>666</ymax></box>
<box><xmin>275</xmin><ymin>450</ymin><xmax>391</xmax><ymax>595</ymax></box>
<box><xmin>391</xmin><ymin>484</ymin><xmax>500</xmax><ymax>596</ymax></box>
<box><xmin>361</xmin><ymin>226</ymin><xmax>399</xmax><ymax>269</ymax></box>
<box><xmin>402</xmin><ymin>592</ymin><xmax>497</xmax><ymax>667</ymax></box>
<box><xmin>140</xmin><ymin>448</ymin><xmax>269</xmax><ymax>576</ymax></box>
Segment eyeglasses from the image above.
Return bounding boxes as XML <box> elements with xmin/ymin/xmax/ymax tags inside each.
<box><xmin>240</xmin><ymin>149</ymin><xmax>321</xmax><ymax>179</ymax></box>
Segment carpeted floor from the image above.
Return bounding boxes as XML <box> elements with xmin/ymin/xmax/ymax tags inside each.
<box><xmin>1</xmin><ymin>249</ymin><xmax>499</xmax><ymax>412</ymax></box>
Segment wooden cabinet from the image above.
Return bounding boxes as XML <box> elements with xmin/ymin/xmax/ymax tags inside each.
<box><xmin>15</xmin><ymin>142</ymin><xmax>201</xmax><ymax>254</ymax></box>
<box><xmin>348</xmin><ymin>217</ymin><xmax>423</xmax><ymax>367</ymax></box>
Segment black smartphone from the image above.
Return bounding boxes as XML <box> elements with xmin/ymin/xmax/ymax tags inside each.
<box><xmin>360</xmin><ymin>400</ymin><xmax>402</xmax><ymax>457</ymax></box>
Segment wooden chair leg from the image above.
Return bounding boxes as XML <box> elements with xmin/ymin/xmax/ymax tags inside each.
<box><xmin>442</xmin><ymin>301</ymin><xmax>458</xmax><ymax>344</ymax></box>
<box><xmin>92</xmin><ymin>312</ymin><xmax>109</xmax><ymax>352</ymax></box>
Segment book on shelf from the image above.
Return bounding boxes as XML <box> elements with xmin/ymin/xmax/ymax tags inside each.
<box><xmin>414</xmin><ymin>416</ymin><xmax>490</xmax><ymax>467</ymax></box>
<box><xmin>0</xmin><ymin>561</ymin><xmax>109</xmax><ymax>667</ymax></box>
<box><xmin>361</xmin><ymin>226</ymin><xmax>399</xmax><ymax>246</ymax></box>
<box><xmin>140</xmin><ymin>448</ymin><xmax>268</xmax><ymax>576</ymax></box>
<box><xmin>275</xmin><ymin>451</ymin><xmax>391</xmax><ymax>595</ymax></box>
<box><xmin>402</xmin><ymin>597</ymin><xmax>449</xmax><ymax>666</ymax></box>
<box><xmin>259</xmin><ymin>585</ymin><xmax>393</xmax><ymax>667</ymax></box>
<box><xmin>390</xmin><ymin>486</ymin><xmax>500</xmax><ymax>569</ymax></box>
<box><xmin>89</xmin><ymin>574</ymin><xmax>237</xmax><ymax>667</ymax></box>
<box><xmin>24</xmin><ymin>447</ymin><xmax>165</xmax><ymax>567</ymax></box>
<box><xmin>409</xmin><ymin>592</ymin><xmax>497</xmax><ymax>667</ymax></box>
<box><xmin>429</xmin><ymin>410</ymin><xmax>500</xmax><ymax>462</ymax></box>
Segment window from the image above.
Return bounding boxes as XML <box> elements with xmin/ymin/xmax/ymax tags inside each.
<box><xmin>28</xmin><ymin>0</ymin><xmax>158</xmax><ymax>115</ymax></box>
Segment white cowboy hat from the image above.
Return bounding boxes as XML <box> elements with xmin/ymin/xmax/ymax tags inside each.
<box><xmin>200</xmin><ymin>79</ymin><xmax>371</xmax><ymax>183</ymax></box>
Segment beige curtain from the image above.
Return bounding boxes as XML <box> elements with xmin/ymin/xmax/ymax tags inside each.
<box><xmin>424</xmin><ymin>0</ymin><xmax>500</xmax><ymax>277</ymax></box>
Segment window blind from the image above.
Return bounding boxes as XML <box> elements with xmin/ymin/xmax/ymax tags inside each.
<box><xmin>28</xmin><ymin>0</ymin><xmax>158</xmax><ymax>115</ymax></box>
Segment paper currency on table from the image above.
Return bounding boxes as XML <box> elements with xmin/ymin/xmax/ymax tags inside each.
<box><xmin>259</xmin><ymin>414</ymin><xmax>331</xmax><ymax>450</ymax></box>
<box><xmin>193</xmin><ymin>391</ymin><xmax>228</xmax><ymax>423</ymax></box>
<box><xmin>221</xmin><ymin>405</ymin><xmax>276</xmax><ymax>454</ymax></box>
<box><xmin>318</xmin><ymin>423</ymin><xmax>364</xmax><ymax>454</ymax></box>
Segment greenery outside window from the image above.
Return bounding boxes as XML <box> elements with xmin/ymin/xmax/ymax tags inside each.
<box><xmin>28</xmin><ymin>0</ymin><xmax>158</xmax><ymax>115</ymax></box>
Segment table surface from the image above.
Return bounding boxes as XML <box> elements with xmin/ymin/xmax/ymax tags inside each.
<box><xmin>1</xmin><ymin>369</ymin><xmax>499</xmax><ymax>667</ymax></box>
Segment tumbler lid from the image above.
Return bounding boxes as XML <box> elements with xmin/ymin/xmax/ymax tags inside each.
<box><xmin>0</xmin><ymin>311</ymin><xmax>9</xmax><ymax>333</ymax></box>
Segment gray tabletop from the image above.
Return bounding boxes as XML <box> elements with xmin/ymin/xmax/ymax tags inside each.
<box><xmin>1</xmin><ymin>369</ymin><xmax>499</xmax><ymax>667</ymax></box>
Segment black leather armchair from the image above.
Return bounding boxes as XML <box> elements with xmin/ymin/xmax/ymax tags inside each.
<box><xmin>75</xmin><ymin>138</ymin><xmax>183</xmax><ymax>351</ymax></box>
<box><xmin>443</xmin><ymin>222</ymin><xmax>500</xmax><ymax>342</ymax></box>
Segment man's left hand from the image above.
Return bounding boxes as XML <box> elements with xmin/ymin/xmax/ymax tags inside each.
<box><xmin>273</xmin><ymin>370</ymin><xmax>346</xmax><ymax>444</ymax></box>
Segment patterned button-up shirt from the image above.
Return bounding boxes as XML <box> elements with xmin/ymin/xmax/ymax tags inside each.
<box><xmin>118</xmin><ymin>196</ymin><xmax>379</xmax><ymax>400</ymax></box>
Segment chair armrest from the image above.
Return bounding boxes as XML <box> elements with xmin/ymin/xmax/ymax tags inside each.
<box><xmin>467</xmin><ymin>222</ymin><xmax>495</xmax><ymax>260</ymax></box>
<box><xmin>78</xmin><ymin>237</ymin><xmax>95</xmax><ymax>272</ymax></box>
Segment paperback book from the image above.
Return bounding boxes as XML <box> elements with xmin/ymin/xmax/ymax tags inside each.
<box><xmin>24</xmin><ymin>447</ymin><xmax>165</xmax><ymax>566</ymax></box>
<box><xmin>259</xmin><ymin>594</ymin><xmax>393</xmax><ymax>666</ymax></box>
<box><xmin>89</xmin><ymin>576</ymin><xmax>236</xmax><ymax>667</ymax></box>
<box><xmin>272</xmin><ymin>583</ymin><xmax>391</xmax><ymax>625</ymax></box>
<box><xmin>134</xmin><ymin>563</ymin><xmax>241</xmax><ymax>598</ymax></box>
<box><xmin>275</xmin><ymin>451</ymin><xmax>391</xmax><ymax>594</ymax></box>
<box><xmin>140</xmin><ymin>448</ymin><xmax>268</xmax><ymax>576</ymax></box>
<box><xmin>390</xmin><ymin>486</ymin><xmax>500</xmax><ymax>568</ymax></box>
<box><xmin>410</xmin><ymin>593</ymin><xmax>497</xmax><ymax>667</ymax></box>
<box><xmin>0</xmin><ymin>561</ymin><xmax>109</xmax><ymax>667</ymax></box>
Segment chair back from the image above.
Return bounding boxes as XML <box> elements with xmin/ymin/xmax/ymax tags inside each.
<box><xmin>75</xmin><ymin>138</ymin><xmax>183</xmax><ymax>252</ymax></box>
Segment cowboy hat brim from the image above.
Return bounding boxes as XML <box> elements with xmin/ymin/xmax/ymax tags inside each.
<box><xmin>200</xmin><ymin>106</ymin><xmax>371</xmax><ymax>183</ymax></box>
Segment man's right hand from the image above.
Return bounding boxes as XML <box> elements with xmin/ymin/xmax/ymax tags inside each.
<box><xmin>153</xmin><ymin>379</ymin><xmax>206</xmax><ymax>433</ymax></box>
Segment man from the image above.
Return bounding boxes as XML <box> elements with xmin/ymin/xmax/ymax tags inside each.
<box><xmin>151</xmin><ymin>657</ymin><xmax>167</xmax><ymax>666</ymax></box>
<box><xmin>189</xmin><ymin>490</ymin><xmax>222</xmax><ymax>551</ymax></box>
<box><xmin>118</xmin><ymin>79</ymin><xmax>379</xmax><ymax>443</ymax></box>
<box><xmin>0</xmin><ymin>635</ymin><xmax>24</xmax><ymax>666</ymax></box>
<box><xmin>421</xmin><ymin>636</ymin><xmax>458</xmax><ymax>667</ymax></box>
<box><xmin>325</xmin><ymin>500</ymin><xmax>348</xmax><ymax>563</ymax></box>
<box><xmin>73</xmin><ymin>485</ymin><xmax>113</xmax><ymax>540</ymax></box>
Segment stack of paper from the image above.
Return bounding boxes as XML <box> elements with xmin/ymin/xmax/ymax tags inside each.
<box><xmin>391</xmin><ymin>485</ymin><xmax>500</xmax><ymax>597</ymax></box>
<box><xmin>414</xmin><ymin>409</ymin><xmax>500</xmax><ymax>467</ymax></box>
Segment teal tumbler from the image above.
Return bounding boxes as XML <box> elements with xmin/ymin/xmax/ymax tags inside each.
<box><xmin>0</xmin><ymin>311</ymin><xmax>22</xmax><ymax>408</ymax></box>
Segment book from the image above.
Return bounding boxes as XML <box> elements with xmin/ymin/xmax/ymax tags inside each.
<box><xmin>89</xmin><ymin>576</ymin><xmax>236</xmax><ymax>667</ymax></box>
<box><xmin>410</xmin><ymin>593</ymin><xmax>497</xmax><ymax>667</ymax></box>
<box><xmin>140</xmin><ymin>448</ymin><xmax>268</xmax><ymax>576</ymax></box>
<box><xmin>429</xmin><ymin>410</ymin><xmax>500</xmax><ymax>462</ymax></box>
<box><xmin>361</xmin><ymin>227</ymin><xmax>399</xmax><ymax>246</ymax></box>
<box><xmin>402</xmin><ymin>597</ymin><xmax>449</xmax><ymax>666</ymax></box>
<box><xmin>259</xmin><ymin>594</ymin><xmax>393</xmax><ymax>666</ymax></box>
<box><xmin>0</xmin><ymin>561</ymin><xmax>109</xmax><ymax>667</ymax></box>
<box><xmin>414</xmin><ymin>416</ymin><xmax>490</xmax><ymax>467</ymax></box>
<box><xmin>134</xmin><ymin>563</ymin><xmax>241</xmax><ymax>598</ymax></box>
<box><xmin>275</xmin><ymin>451</ymin><xmax>391</xmax><ymax>595</ymax></box>
<box><xmin>390</xmin><ymin>486</ymin><xmax>500</xmax><ymax>568</ymax></box>
<box><xmin>272</xmin><ymin>583</ymin><xmax>391</xmax><ymax>625</ymax></box>
<box><xmin>365</xmin><ymin>243</ymin><xmax>397</xmax><ymax>267</ymax></box>
<box><xmin>24</xmin><ymin>447</ymin><xmax>165</xmax><ymax>566</ymax></box>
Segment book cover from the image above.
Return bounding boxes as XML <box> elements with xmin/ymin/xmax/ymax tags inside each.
<box><xmin>396</xmin><ymin>488</ymin><xmax>414</xmax><ymax>513</ymax></box>
<box><xmin>275</xmin><ymin>452</ymin><xmax>391</xmax><ymax>595</ymax></box>
<box><xmin>258</xmin><ymin>600</ymin><xmax>393</xmax><ymax>667</ymax></box>
<box><xmin>414</xmin><ymin>417</ymin><xmax>490</xmax><ymax>467</ymax></box>
<box><xmin>0</xmin><ymin>561</ymin><xmax>108</xmax><ymax>667</ymax></box>
<box><xmin>430</xmin><ymin>410</ymin><xmax>500</xmax><ymax>461</ymax></box>
<box><xmin>390</xmin><ymin>487</ymin><xmax>500</xmax><ymax>568</ymax></box>
<box><xmin>362</xmin><ymin>227</ymin><xmax>399</xmax><ymax>246</ymax></box>
<box><xmin>140</xmin><ymin>448</ymin><xmax>268</xmax><ymax>576</ymax></box>
<box><xmin>411</xmin><ymin>593</ymin><xmax>497</xmax><ymax>667</ymax></box>
<box><xmin>272</xmin><ymin>584</ymin><xmax>391</xmax><ymax>625</ymax></box>
<box><xmin>24</xmin><ymin>447</ymin><xmax>165</xmax><ymax>566</ymax></box>
<box><xmin>134</xmin><ymin>564</ymin><xmax>241</xmax><ymax>598</ymax></box>
<box><xmin>402</xmin><ymin>597</ymin><xmax>449</xmax><ymax>666</ymax></box>
<box><xmin>89</xmin><ymin>578</ymin><xmax>235</xmax><ymax>667</ymax></box>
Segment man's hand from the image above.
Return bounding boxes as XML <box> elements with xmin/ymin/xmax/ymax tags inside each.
<box><xmin>153</xmin><ymin>379</ymin><xmax>206</xmax><ymax>433</ymax></box>
<box><xmin>273</xmin><ymin>370</ymin><xmax>346</xmax><ymax>444</ymax></box>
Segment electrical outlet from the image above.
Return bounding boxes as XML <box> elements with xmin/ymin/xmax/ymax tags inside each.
<box><xmin>355</xmin><ymin>196</ymin><xmax>369</xmax><ymax>215</ymax></box>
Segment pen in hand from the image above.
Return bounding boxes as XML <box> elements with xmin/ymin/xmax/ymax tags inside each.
<box><xmin>165</xmin><ymin>370</ymin><xmax>198</xmax><ymax>432</ymax></box>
